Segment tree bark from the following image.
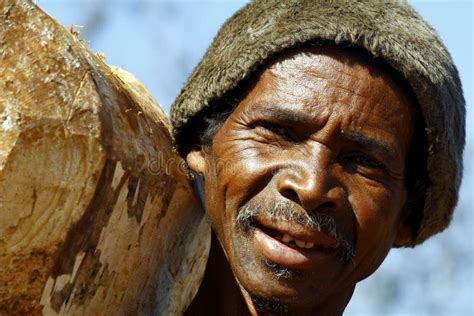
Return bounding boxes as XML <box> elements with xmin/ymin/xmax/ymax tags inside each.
<box><xmin>0</xmin><ymin>0</ymin><xmax>210</xmax><ymax>314</ymax></box>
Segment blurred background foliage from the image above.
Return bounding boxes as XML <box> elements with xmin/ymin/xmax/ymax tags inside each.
<box><xmin>37</xmin><ymin>1</ymin><xmax>472</xmax><ymax>315</ymax></box>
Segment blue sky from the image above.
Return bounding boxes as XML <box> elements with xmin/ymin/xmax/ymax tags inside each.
<box><xmin>37</xmin><ymin>1</ymin><xmax>473</xmax><ymax>314</ymax></box>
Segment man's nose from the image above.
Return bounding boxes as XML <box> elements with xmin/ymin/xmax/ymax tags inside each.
<box><xmin>275</xmin><ymin>148</ymin><xmax>346</xmax><ymax>212</ymax></box>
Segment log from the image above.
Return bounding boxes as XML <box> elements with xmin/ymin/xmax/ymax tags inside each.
<box><xmin>0</xmin><ymin>0</ymin><xmax>210</xmax><ymax>314</ymax></box>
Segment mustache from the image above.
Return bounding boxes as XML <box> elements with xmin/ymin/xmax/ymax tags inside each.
<box><xmin>236</xmin><ymin>200</ymin><xmax>354</xmax><ymax>262</ymax></box>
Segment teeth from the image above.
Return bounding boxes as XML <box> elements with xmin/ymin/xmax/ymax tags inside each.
<box><xmin>295</xmin><ymin>240</ymin><xmax>306</xmax><ymax>248</ymax></box>
<box><xmin>282</xmin><ymin>233</ymin><xmax>292</xmax><ymax>243</ymax></box>
<box><xmin>279</xmin><ymin>233</ymin><xmax>315</xmax><ymax>249</ymax></box>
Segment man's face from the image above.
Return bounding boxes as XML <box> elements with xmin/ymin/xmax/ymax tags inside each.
<box><xmin>188</xmin><ymin>47</ymin><xmax>414</xmax><ymax>311</ymax></box>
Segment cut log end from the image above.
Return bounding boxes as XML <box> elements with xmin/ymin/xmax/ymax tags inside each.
<box><xmin>0</xmin><ymin>0</ymin><xmax>210</xmax><ymax>314</ymax></box>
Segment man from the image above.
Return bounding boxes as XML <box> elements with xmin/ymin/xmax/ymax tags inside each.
<box><xmin>170</xmin><ymin>1</ymin><xmax>465</xmax><ymax>314</ymax></box>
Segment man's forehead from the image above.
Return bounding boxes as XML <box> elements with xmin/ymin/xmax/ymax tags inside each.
<box><xmin>248</xmin><ymin>46</ymin><xmax>415</xmax><ymax>120</ymax></box>
<box><xmin>266</xmin><ymin>46</ymin><xmax>399</xmax><ymax>86</ymax></box>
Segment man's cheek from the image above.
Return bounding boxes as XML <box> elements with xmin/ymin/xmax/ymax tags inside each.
<box><xmin>350</xmin><ymin>189</ymin><xmax>401</xmax><ymax>251</ymax></box>
<box><xmin>216</xmin><ymin>155</ymin><xmax>272</xmax><ymax>207</ymax></box>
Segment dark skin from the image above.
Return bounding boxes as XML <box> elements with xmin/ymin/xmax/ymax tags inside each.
<box><xmin>186</xmin><ymin>46</ymin><xmax>415</xmax><ymax>315</ymax></box>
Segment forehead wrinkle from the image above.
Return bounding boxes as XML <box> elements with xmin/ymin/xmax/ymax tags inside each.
<box><xmin>271</xmin><ymin>51</ymin><xmax>410</xmax><ymax>109</ymax></box>
<box><xmin>321</xmin><ymin>84</ymin><xmax>368</xmax><ymax>103</ymax></box>
<box><xmin>354</xmin><ymin>104</ymin><xmax>405</xmax><ymax>125</ymax></box>
<box><xmin>272</xmin><ymin>68</ymin><xmax>375</xmax><ymax>107</ymax></box>
<box><xmin>344</xmin><ymin>105</ymin><xmax>411</xmax><ymax>142</ymax></box>
<box><xmin>322</xmin><ymin>78</ymin><xmax>412</xmax><ymax>122</ymax></box>
<box><xmin>249</xmin><ymin>81</ymin><xmax>403</xmax><ymax>134</ymax></box>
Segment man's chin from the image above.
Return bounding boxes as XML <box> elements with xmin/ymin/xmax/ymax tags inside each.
<box><xmin>228</xmin><ymin>222</ymin><xmax>351</xmax><ymax>310</ymax></box>
<box><xmin>230</xmin><ymin>252</ymin><xmax>336</xmax><ymax>312</ymax></box>
<box><xmin>243</xmin><ymin>279</ymin><xmax>328</xmax><ymax>314</ymax></box>
<box><xmin>250</xmin><ymin>295</ymin><xmax>292</xmax><ymax>314</ymax></box>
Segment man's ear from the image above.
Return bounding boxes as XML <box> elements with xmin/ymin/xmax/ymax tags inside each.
<box><xmin>393</xmin><ymin>221</ymin><xmax>412</xmax><ymax>247</ymax></box>
<box><xmin>186</xmin><ymin>147</ymin><xmax>206</xmax><ymax>174</ymax></box>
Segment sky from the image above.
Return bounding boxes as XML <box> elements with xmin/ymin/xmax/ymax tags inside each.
<box><xmin>36</xmin><ymin>1</ymin><xmax>473</xmax><ymax>314</ymax></box>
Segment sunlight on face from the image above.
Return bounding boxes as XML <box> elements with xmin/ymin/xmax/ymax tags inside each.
<box><xmin>190</xmin><ymin>46</ymin><xmax>415</xmax><ymax>313</ymax></box>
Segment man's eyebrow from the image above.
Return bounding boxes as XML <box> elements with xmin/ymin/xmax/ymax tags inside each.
<box><xmin>344</xmin><ymin>132</ymin><xmax>395</xmax><ymax>160</ymax></box>
<box><xmin>252</xmin><ymin>105</ymin><xmax>396</xmax><ymax>159</ymax></box>
<box><xmin>252</xmin><ymin>105</ymin><xmax>310</xmax><ymax>124</ymax></box>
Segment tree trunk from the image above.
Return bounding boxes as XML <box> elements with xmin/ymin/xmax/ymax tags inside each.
<box><xmin>0</xmin><ymin>0</ymin><xmax>210</xmax><ymax>314</ymax></box>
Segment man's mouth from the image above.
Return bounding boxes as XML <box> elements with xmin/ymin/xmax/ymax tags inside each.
<box><xmin>249</xmin><ymin>217</ymin><xmax>341</xmax><ymax>269</ymax></box>
<box><xmin>262</xmin><ymin>228</ymin><xmax>336</xmax><ymax>250</ymax></box>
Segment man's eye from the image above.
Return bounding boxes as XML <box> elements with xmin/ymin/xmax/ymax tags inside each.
<box><xmin>345</xmin><ymin>153</ymin><xmax>383</xmax><ymax>169</ymax></box>
<box><xmin>257</xmin><ymin>122</ymin><xmax>296</xmax><ymax>140</ymax></box>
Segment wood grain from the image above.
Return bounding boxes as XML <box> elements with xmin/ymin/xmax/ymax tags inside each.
<box><xmin>0</xmin><ymin>0</ymin><xmax>210</xmax><ymax>314</ymax></box>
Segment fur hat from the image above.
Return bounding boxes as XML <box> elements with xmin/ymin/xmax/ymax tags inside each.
<box><xmin>170</xmin><ymin>0</ymin><xmax>465</xmax><ymax>246</ymax></box>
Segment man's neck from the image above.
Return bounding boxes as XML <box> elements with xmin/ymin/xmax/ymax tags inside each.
<box><xmin>185</xmin><ymin>232</ymin><xmax>249</xmax><ymax>316</ymax></box>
